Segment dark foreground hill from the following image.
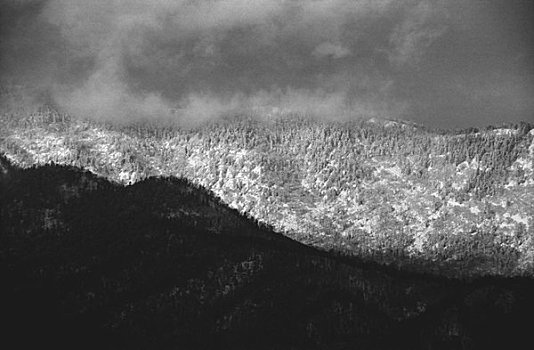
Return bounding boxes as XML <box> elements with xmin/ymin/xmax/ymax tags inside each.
<box><xmin>1</xmin><ymin>155</ymin><xmax>533</xmax><ymax>350</ymax></box>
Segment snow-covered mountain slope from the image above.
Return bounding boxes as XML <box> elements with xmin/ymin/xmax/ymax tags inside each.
<box><xmin>1</xmin><ymin>110</ymin><xmax>533</xmax><ymax>276</ymax></box>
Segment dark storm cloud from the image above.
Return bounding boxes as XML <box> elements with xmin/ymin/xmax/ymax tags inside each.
<box><xmin>1</xmin><ymin>0</ymin><xmax>533</xmax><ymax>127</ymax></box>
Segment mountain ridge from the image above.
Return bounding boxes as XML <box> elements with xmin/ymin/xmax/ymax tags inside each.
<box><xmin>1</xmin><ymin>109</ymin><xmax>533</xmax><ymax>276</ymax></box>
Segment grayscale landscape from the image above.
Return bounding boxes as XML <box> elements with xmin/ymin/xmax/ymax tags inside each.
<box><xmin>1</xmin><ymin>1</ymin><xmax>533</xmax><ymax>349</ymax></box>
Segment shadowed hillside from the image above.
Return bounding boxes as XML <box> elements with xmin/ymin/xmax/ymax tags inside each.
<box><xmin>1</xmin><ymin>155</ymin><xmax>533</xmax><ymax>349</ymax></box>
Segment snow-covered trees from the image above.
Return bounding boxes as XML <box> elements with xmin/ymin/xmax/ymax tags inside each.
<box><xmin>1</xmin><ymin>108</ymin><xmax>533</xmax><ymax>276</ymax></box>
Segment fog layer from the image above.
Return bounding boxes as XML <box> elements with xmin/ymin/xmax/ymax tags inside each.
<box><xmin>1</xmin><ymin>0</ymin><xmax>533</xmax><ymax>127</ymax></box>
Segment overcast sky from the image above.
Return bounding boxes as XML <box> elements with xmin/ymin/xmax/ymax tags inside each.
<box><xmin>1</xmin><ymin>0</ymin><xmax>533</xmax><ymax>128</ymax></box>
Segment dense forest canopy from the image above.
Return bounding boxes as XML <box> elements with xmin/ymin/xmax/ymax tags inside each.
<box><xmin>1</xmin><ymin>102</ymin><xmax>533</xmax><ymax>277</ymax></box>
<box><xmin>2</xmin><ymin>156</ymin><xmax>534</xmax><ymax>349</ymax></box>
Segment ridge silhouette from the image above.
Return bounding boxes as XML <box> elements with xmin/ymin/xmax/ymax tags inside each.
<box><xmin>1</xmin><ymin>155</ymin><xmax>533</xmax><ymax>349</ymax></box>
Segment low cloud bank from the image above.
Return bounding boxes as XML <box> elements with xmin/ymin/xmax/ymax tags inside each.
<box><xmin>1</xmin><ymin>0</ymin><xmax>533</xmax><ymax>127</ymax></box>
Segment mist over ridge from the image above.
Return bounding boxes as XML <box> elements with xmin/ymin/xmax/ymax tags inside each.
<box><xmin>1</xmin><ymin>0</ymin><xmax>533</xmax><ymax>128</ymax></box>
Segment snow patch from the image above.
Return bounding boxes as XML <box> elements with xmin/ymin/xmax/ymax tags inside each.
<box><xmin>511</xmin><ymin>214</ymin><xmax>530</xmax><ymax>229</ymax></box>
<box><xmin>470</xmin><ymin>206</ymin><xmax>481</xmax><ymax>215</ymax></box>
<box><xmin>492</xmin><ymin>128</ymin><xmax>517</xmax><ymax>136</ymax></box>
<box><xmin>447</xmin><ymin>199</ymin><xmax>464</xmax><ymax>207</ymax></box>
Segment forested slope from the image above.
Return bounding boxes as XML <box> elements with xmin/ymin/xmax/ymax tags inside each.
<box><xmin>1</xmin><ymin>156</ymin><xmax>534</xmax><ymax>350</ymax></box>
<box><xmin>1</xmin><ymin>105</ymin><xmax>533</xmax><ymax>276</ymax></box>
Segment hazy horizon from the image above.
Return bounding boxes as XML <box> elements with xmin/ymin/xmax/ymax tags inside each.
<box><xmin>1</xmin><ymin>0</ymin><xmax>533</xmax><ymax>128</ymax></box>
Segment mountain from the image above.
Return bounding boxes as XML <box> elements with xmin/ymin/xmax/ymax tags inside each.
<box><xmin>1</xmin><ymin>109</ymin><xmax>533</xmax><ymax>276</ymax></box>
<box><xmin>1</xmin><ymin>155</ymin><xmax>534</xmax><ymax>350</ymax></box>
